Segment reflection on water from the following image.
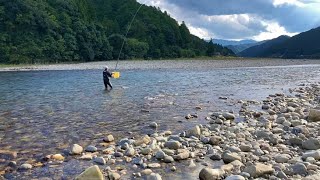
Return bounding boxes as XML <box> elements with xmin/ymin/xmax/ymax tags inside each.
<box><xmin>0</xmin><ymin>65</ymin><xmax>320</xmax><ymax>175</ymax></box>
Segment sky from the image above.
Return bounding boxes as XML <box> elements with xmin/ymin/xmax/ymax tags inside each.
<box><xmin>137</xmin><ymin>0</ymin><xmax>320</xmax><ymax>41</ymax></box>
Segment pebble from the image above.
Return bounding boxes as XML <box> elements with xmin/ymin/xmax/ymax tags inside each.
<box><xmin>85</xmin><ymin>145</ymin><xmax>97</xmax><ymax>152</ymax></box>
<box><xmin>150</xmin><ymin>122</ymin><xmax>158</xmax><ymax>128</ymax></box>
<box><xmin>164</xmin><ymin>141</ymin><xmax>181</xmax><ymax>150</ymax></box>
<box><xmin>19</xmin><ymin>163</ymin><xmax>32</xmax><ymax>170</ymax></box>
<box><xmin>199</xmin><ymin>168</ymin><xmax>225</xmax><ymax>180</ymax></box>
<box><xmin>155</xmin><ymin>150</ymin><xmax>166</xmax><ymax>160</ymax></box>
<box><xmin>71</xmin><ymin>144</ymin><xmax>83</xmax><ymax>155</ymax></box>
<box><xmin>222</xmin><ymin>152</ymin><xmax>242</xmax><ymax>163</ymax></box>
<box><xmin>164</xmin><ymin>156</ymin><xmax>174</xmax><ymax>163</ymax></box>
<box><xmin>103</xmin><ymin>135</ymin><xmax>115</xmax><ymax>142</ymax></box>
<box><xmin>93</xmin><ymin>157</ymin><xmax>106</xmax><ymax>165</ymax></box>
<box><xmin>225</xmin><ymin>175</ymin><xmax>245</xmax><ymax>180</ymax></box>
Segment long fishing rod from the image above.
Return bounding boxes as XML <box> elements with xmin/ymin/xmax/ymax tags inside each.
<box><xmin>115</xmin><ymin>3</ymin><xmax>144</xmax><ymax>70</ymax></box>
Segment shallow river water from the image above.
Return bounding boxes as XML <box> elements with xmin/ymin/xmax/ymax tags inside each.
<box><xmin>0</xmin><ymin>64</ymin><xmax>320</xmax><ymax>178</ymax></box>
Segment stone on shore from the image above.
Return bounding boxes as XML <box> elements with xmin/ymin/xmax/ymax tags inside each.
<box><xmin>243</xmin><ymin>163</ymin><xmax>274</xmax><ymax>177</ymax></box>
<box><xmin>199</xmin><ymin>168</ymin><xmax>225</xmax><ymax>180</ymax></box>
<box><xmin>93</xmin><ymin>157</ymin><xmax>106</xmax><ymax>165</ymax></box>
<box><xmin>51</xmin><ymin>154</ymin><xmax>65</xmax><ymax>161</ymax></box>
<box><xmin>149</xmin><ymin>122</ymin><xmax>158</xmax><ymax>128</ymax></box>
<box><xmin>164</xmin><ymin>156</ymin><xmax>174</xmax><ymax>163</ymax></box>
<box><xmin>164</xmin><ymin>141</ymin><xmax>181</xmax><ymax>150</ymax></box>
<box><xmin>71</xmin><ymin>144</ymin><xmax>83</xmax><ymax>155</ymax></box>
<box><xmin>186</xmin><ymin>125</ymin><xmax>201</xmax><ymax>138</ymax></box>
<box><xmin>302</xmin><ymin>138</ymin><xmax>320</xmax><ymax>150</ymax></box>
<box><xmin>155</xmin><ymin>150</ymin><xmax>166</xmax><ymax>160</ymax></box>
<box><xmin>274</xmin><ymin>154</ymin><xmax>291</xmax><ymax>163</ymax></box>
<box><xmin>103</xmin><ymin>135</ymin><xmax>114</xmax><ymax>142</ymax></box>
<box><xmin>85</xmin><ymin>145</ymin><xmax>98</xmax><ymax>152</ymax></box>
<box><xmin>222</xmin><ymin>112</ymin><xmax>235</xmax><ymax>120</ymax></box>
<box><xmin>108</xmin><ymin>172</ymin><xmax>120</xmax><ymax>180</ymax></box>
<box><xmin>288</xmin><ymin>163</ymin><xmax>308</xmax><ymax>175</ymax></box>
<box><xmin>302</xmin><ymin>150</ymin><xmax>320</xmax><ymax>160</ymax></box>
<box><xmin>208</xmin><ymin>136</ymin><xmax>223</xmax><ymax>145</ymax></box>
<box><xmin>19</xmin><ymin>163</ymin><xmax>32</xmax><ymax>170</ymax></box>
<box><xmin>174</xmin><ymin>149</ymin><xmax>190</xmax><ymax>160</ymax></box>
<box><xmin>225</xmin><ymin>175</ymin><xmax>245</xmax><ymax>180</ymax></box>
<box><xmin>308</xmin><ymin>109</ymin><xmax>320</xmax><ymax>122</ymax></box>
<box><xmin>222</xmin><ymin>152</ymin><xmax>241</xmax><ymax>164</ymax></box>
<box><xmin>75</xmin><ymin>165</ymin><xmax>104</xmax><ymax>180</ymax></box>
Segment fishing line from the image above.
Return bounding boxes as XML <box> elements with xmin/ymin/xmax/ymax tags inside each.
<box><xmin>115</xmin><ymin>3</ymin><xmax>144</xmax><ymax>70</ymax></box>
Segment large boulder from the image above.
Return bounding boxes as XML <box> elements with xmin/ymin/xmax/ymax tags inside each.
<box><xmin>243</xmin><ymin>163</ymin><xmax>274</xmax><ymax>178</ymax></box>
<box><xmin>308</xmin><ymin>109</ymin><xmax>320</xmax><ymax>122</ymax></box>
<box><xmin>199</xmin><ymin>168</ymin><xmax>225</xmax><ymax>180</ymax></box>
<box><xmin>75</xmin><ymin>165</ymin><xmax>104</xmax><ymax>180</ymax></box>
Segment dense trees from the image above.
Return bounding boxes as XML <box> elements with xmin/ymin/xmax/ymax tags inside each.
<box><xmin>0</xmin><ymin>0</ymin><xmax>235</xmax><ymax>64</ymax></box>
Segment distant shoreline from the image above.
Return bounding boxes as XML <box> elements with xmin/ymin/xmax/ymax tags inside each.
<box><xmin>0</xmin><ymin>59</ymin><xmax>320</xmax><ymax>72</ymax></box>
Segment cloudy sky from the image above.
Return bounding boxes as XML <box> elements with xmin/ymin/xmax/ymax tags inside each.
<box><xmin>137</xmin><ymin>0</ymin><xmax>320</xmax><ymax>41</ymax></box>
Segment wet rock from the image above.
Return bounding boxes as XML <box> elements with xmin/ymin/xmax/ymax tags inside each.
<box><xmin>150</xmin><ymin>122</ymin><xmax>158</xmax><ymax>128</ymax></box>
<box><xmin>108</xmin><ymin>172</ymin><xmax>120</xmax><ymax>180</ymax></box>
<box><xmin>225</xmin><ymin>175</ymin><xmax>245</xmax><ymax>180</ymax></box>
<box><xmin>164</xmin><ymin>141</ymin><xmax>181</xmax><ymax>150</ymax></box>
<box><xmin>289</xmin><ymin>163</ymin><xmax>308</xmax><ymax>175</ymax></box>
<box><xmin>148</xmin><ymin>163</ymin><xmax>161</xmax><ymax>168</ymax></box>
<box><xmin>155</xmin><ymin>150</ymin><xmax>166</xmax><ymax>160</ymax></box>
<box><xmin>243</xmin><ymin>163</ymin><xmax>274</xmax><ymax>178</ymax></box>
<box><xmin>302</xmin><ymin>138</ymin><xmax>320</xmax><ymax>150</ymax></box>
<box><xmin>19</xmin><ymin>163</ymin><xmax>32</xmax><ymax>170</ymax></box>
<box><xmin>164</xmin><ymin>156</ymin><xmax>174</xmax><ymax>163</ymax></box>
<box><xmin>210</xmin><ymin>154</ymin><xmax>221</xmax><ymax>161</ymax></box>
<box><xmin>71</xmin><ymin>144</ymin><xmax>83</xmax><ymax>155</ymax></box>
<box><xmin>146</xmin><ymin>173</ymin><xmax>162</xmax><ymax>180</ymax></box>
<box><xmin>239</xmin><ymin>144</ymin><xmax>251</xmax><ymax>152</ymax></box>
<box><xmin>51</xmin><ymin>154</ymin><xmax>65</xmax><ymax>161</ymax></box>
<box><xmin>134</xmin><ymin>135</ymin><xmax>151</xmax><ymax>146</ymax></box>
<box><xmin>186</xmin><ymin>125</ymin><xmax>201</xmax><ymax>138</ymax></box>
<box><xmin>223</xmin><ymin>112</ymin><xmax>235</xmax><ymax>120</ymax></box>
<box><xmin>125</xmin><ymin>147</ymin><xmax>135</xmax><ymax>157</ymax></box>
<box><xmin>222</xmin><ymin>152</ymin><xmax>241</xmax><ymax>164</ymax></box>
<box><xmin>308</xmin><ymin>109</ymin><xmax>320</xmax><ymax>122</ymax></box>
<box><xmin>85</xmin><ymin>145</ymin><xmax>97</xmax><ymax>152</ymax></box>
<box><xmin>75</xmin><ymin>165</ymin><xmax>104</xmax><ymax>180</ymax></box>
<box><xmin>141</xmin><ymin>169</ymin><xmax>153</xmax><ymax>175</ymax></box>
<box><xmin>103</xmin><ymin>135</ymin><xmax>114</xmax><ymax>142</ymax></box>
<box><xmin>199</xmin><ymin>168</ymin><xmax>225</xmax><ymax>180</ymax></box>
<box><xmin>93</xmin><ymin>157</ymin><xmax>106</xmax><ymax>165</ymax></box>
<box><xmin>275</xmin><ymin>154</ymin><xmax>291</xmax><ymax>163</ymax></box>
<box><xmin>174</xmin><ymin>149</ymin><xmax>190</xmax><ymax>160</ymax></box>
<box><xmin>302</xmin><ymin>150</ymin><xmax>320</xmax><ymax>160</ymax></box>
<box><xmin>208</xmin><ymin>136</ymin><xmax>223</xmax><ymax>145</ymax></box>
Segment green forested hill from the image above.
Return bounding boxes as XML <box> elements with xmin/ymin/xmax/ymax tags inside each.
<box><xmin>0</xmin><ymin>0</ymin><xmax>234</xmax><ymax>64</ymax></box>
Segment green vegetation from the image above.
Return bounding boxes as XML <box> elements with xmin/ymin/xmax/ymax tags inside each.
<box><xmin>0</xmin><ymin>0</ymin><xmax>234</xmax><ymax>64</ymax></box>
<box><xmin>239</xmin><ymin>27</ymin><xmax>320</xmax><ymax>58</ymax></box>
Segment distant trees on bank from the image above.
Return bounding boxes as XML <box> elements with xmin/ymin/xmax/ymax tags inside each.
<box><xmin>0</xmin><ymin>0</ymin><xmax>234</xmax><ymax>64</ymax></box>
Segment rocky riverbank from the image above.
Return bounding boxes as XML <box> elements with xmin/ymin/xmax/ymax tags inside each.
<box><xmin>2</xmin><ymin>82</ymin><xmax>320</xmax><ymax>179</ymax></box>
<box><xmin>1</xmin><ymin>59</ymin><xmax>320</xmax><ymax>71</ymax></box>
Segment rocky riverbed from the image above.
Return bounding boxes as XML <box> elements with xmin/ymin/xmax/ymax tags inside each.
<box><xmin>2</xmin><ymin>82</ymin><xmax>320</xmax><ymax>179</ymax></box>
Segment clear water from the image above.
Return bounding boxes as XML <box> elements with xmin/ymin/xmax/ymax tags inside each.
<box><xmin>0</xmin><ymin>64</ymin><xmax>320</xmax><ymax>178</ymax></box>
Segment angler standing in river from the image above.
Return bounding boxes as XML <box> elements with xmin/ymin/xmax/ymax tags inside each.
<box><xmin>103</xmin><ymin>66</ymin><xmax>113</xmax><ymax>90</ymax></box>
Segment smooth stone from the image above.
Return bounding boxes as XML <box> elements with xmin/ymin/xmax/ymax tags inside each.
<box><xmin>164</xmin><ymin>141</ymin><xmax>181</xmax><ymax>150</ymax></box>
<box><xmin>307</xmin><ymin>164</ymin><xmax>318</xmax><ymax>170</ymax></box>
<box><xmin>80</xmin><ymin>154</ymin><xmax>93</xmax><ymax>160</ymax></box>
<box><xmin>275</xmin><ymin>154</ymin><xmax>291</xmax><ymax>163</ymax></box>
<box><xmin>114</xmin><ymin>152</ymin><xmax>124</xmax><ymax>157</ymax></box>
<box><xmin>223</xmin><ymin>112</ymin><xmax>235</xmax><ymax>120</ymax></box>
<box><xmin>289</xmin><ymin>163</ymin><xmax>308</xmax><ymax>175</ymax></box>
<box><xmin>108</xmin><ymin>172</ymin><xmax>120</xmax><ymax>180</ymax></box>
<box><xmin>141</xmin><ymin>148</ymin><xmax>152</xmax><ymax>155</ymax></box>
<box><xmin>164</xmin><ymin>156</ymin><xmax>174</xmax><ymax>163</ymax></box>
<box><xmin>134</xmin><ymin>135</ymin><xmax>151</xmax><ymax>146</ymax></box>
<box><xmin>308</xmin><ymin>109</ymin><xmax>320</xmax><ymax>122</ymax></box>
<box><xmin>132</xmin><ymin>157</ymin><xmax>143</xmax><ymax>165</ymax></box>
<box><xmin>199</xmin><ymin>168</ymin><xmax>225</xmax><ymax>180</ymax></box>
<box><xmin>302</xmin><ymin>138</ymin><xmax>320</xmax><ymax>150</ymax></box>
<box><xmin>103</xmin><ymin>135</ymin><xmax>114</xmax><ymax>142</ymax></box>
<box><xmin>171</xmin><ymin>166</ymin><xmax>176</xmax><ymax>171</ymax></box>
<box><xmin>19</xmin><ymin>163</ymin><xmax>32</xmax><ymax>170</ymax></box>
<box><xmin>85</xmin><ymin>145</ymin><xmax>98</xmax><ymax>152</ymax></box>
<box><xmin>51</xmin><ymin>154</ymin><xmax>65</xmax><ymax>161</ymax></box>
<box><xmin>230</xmin><ymin>160</ymin><xmax>244</xmax><ymax>168</ymax></box>
<box><xmin>71</xmin><ymin>144</ymin><xmax>83</xmax><ymax>155</ymax></box>
<box><xmin>306</xmin><ymin>157</ymin><xmax>316</xmax><ymax>163</ymax></box>
<box><xmin>239</xmin><ymin>144</ymin><xmax>251</xmax><ymax>152</ymax></box>
<box><xmin>174</xmin><ymin>149</ymin><xmax>190</xmax><ymax>160</ymax></box>
<box><xmin>221</xmin><ymin>164</ymin><xmax>234</xmax><ymax>172</ymax></box>
<box><xmin>155</xmin><ymin>150</ymin><xmax>166</xmax><ymax>160</ymax></box>
<box><xmin>162</xmin><ymin>149</ymin><xmax>175</xmax><ymax>156</ymax></box>
<box><xmin>146</xmin><ymin>173</ymin><xmax>162</xmax><ymax>180</ymax></box>
<box><xmin>141</xmin><ymin>169</ymin><xmax>153</xmax><ymax>175</ymax></box>
<box><xmin>208</xmin><ymin>136</ymin><xmax>223</xmax><ymax>145</ymax></box>
<box><xmin>225</xmin><ymin>175</ymin><xmax>245</xmax><ymax>180</ymax></box>
<box><xmin>125</xmin><ymin>147</ymin><xmax>135</xmax><ymax>157</ymax></box>
<box><xmin>222</xmin><ymin>152</ymin><xmax>241</xmax><ymax>164</ymax></box>
<box><xmin>94</xmin><ymin>157</ymin><xmax>106</xmax><ymax>165</ymax></box>
<box><xmin>243</xmin><ymin>163</ymin><xmax>274</xmax><ymax>178</ymax></box>
<box><xmin>210</xmin><ymin>154</ymin><xmax>221</xmax><ymax>161</ymax></box>
<box><xmin>75</xmin><ymin>165</ymin><xmax>104</xmax><ymax>180</ymax></box>
<box><xmin>302</xmin><ymin>151</ymin><xmax>320</xmax><ymax>160</ymax></box>
<box><xmin>148</xmin><ymin>163</ymin><xmax>161</xmax><ymax>168</ymax></box>
<box><xmin>186</xmin><ymin>125</ymin><xmax>201</xmax><ymax>138</ymax></box>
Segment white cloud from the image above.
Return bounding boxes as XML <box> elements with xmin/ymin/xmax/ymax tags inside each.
<box><xmin>273</xmin><ymin>0</ymin><xmax>306</xmax><ymax>7</ymax></box>
<box><xmin>188</xmin><ymin>25</ymin><xmax>212</xmax><ymax>40</ymax></box>
<box><xmin>253</xmin><ymin>21</ymin><xmax>298</xmax><ymax>41</ymax></box>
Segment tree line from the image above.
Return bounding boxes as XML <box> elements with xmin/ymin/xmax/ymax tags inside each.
<box><xmin>0</xmin><ymin>0</ymin><xmax>235</xmax><ymax>64</ymax></box>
